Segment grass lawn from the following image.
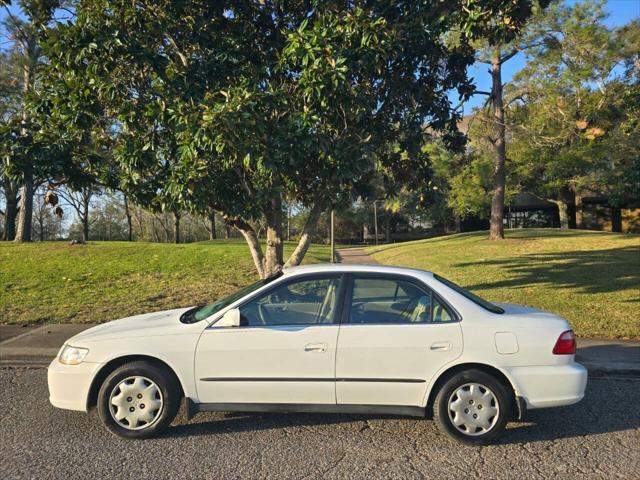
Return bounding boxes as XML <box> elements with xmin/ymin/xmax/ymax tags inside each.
<box><xmin>0</xmin><ymin>240</ymin><xmax>331</xmax><ymax>325</ymax></box>
<box><xmin>366</xmin><ymin>229</ymin><xmax>639</xmax><ymax>339</ymax></box>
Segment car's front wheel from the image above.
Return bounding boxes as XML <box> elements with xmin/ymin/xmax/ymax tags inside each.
<box><xmin>97</xmin><ymin>361</ymin><xmax>180</xmax><ymax>439</ymax></box>
<box><xmin>433</xmin><ymin>369</ymin><xmax>511</xmax><ymax>445</ymax></box>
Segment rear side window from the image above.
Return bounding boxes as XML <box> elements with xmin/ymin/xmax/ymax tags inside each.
<box><xmin>434</xmin><ymin>274</ymin><xmax>504</xmax><ymax>314</ymax></box>
<box><xmin>349</xmin><ymin>277</ymin><xmax>454</xmax><ymax>324</ymax></box>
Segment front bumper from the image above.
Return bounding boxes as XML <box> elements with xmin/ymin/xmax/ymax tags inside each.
<box><xmin>505</xmin><ymin>363</ymin><xmax>588</xmax><ymax>409</ymax></box>
<box><xmin>47</xmin><ymin>358</ymin><xmax>102</xmax><ymax>412</ymax></box>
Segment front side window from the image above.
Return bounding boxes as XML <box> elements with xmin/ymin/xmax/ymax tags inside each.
<box><xmin>349</xmin><ymin>277</ymin><xmax>453</xmax><ymax>324</ymax></box>
<box><xmin>239</xmin><ymin>276</ymin><xmax>342</xmax><ymax>326</ymax></box>
<box><xmin>183</xmin><ymin>272</ymin><xmax>283</xmax><ymax>323</ymax></box>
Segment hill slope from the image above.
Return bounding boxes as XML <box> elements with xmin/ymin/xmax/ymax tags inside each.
<box><xmin>0</xmin><ymin>241</ymin><xmax>330</xmax><ymax>325</ymax></box>
<box><xmin>367</xmin><ymin>229</ymin><xmax>639</xmax><ymax>338</ymax></box>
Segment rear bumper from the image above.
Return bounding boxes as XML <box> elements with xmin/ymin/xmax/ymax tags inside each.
<box><xmin>48</xmin><ymin>358</ymin><xmax>101</xmax><ymax>412</ymax></box>
<box><xmin>505</xmin><ymin>363</ymin><xmax>588</xmax><ymax>409</ymax></box>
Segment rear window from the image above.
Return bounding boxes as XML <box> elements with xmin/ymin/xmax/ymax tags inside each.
<box><xmin>433</xmin><ymin>274</ymin><xmax>504</xmax><ymax>314</ymax></box>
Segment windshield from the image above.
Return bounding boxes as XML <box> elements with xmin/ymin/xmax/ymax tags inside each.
<box><xmin>433</xmin><ymin>274</ymin><xmax>504</xmax><ymax>314</ymax></box>
<box><xmin>181</xmin><ymin>272</ymin><xmax>283</xmax><ymax>323</ymax></box>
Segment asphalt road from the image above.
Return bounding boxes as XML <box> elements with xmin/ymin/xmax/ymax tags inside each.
<box><xmin>1</xmin><ymin>369</ymin><xmax>638</xmax><ymax>479</ymax></box>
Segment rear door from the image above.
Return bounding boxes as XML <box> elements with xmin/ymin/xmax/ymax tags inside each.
<box><xmin>335</xmin><ymin>274</ymin><xmax>463</xmax><ymax>407</ymax></box>
<box><xmin>195</xmin><ymin>274</ymin><xmax>344</xmax><ymax>405</ymax></box>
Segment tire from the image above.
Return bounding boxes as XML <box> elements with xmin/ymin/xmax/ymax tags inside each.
<box><xmin>433</xmin><ymin>369</ymin><xmax>511</xmax><ymax>445</ymax></box>
<box><xmin>97</xmin><ymin>361</ymin><xmax>180</xmax><ymax>439</ymax></box>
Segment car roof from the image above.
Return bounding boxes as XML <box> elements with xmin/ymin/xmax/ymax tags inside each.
<box><xmin>282</xmin><ymin>263</ymin><xmax>434</xmax><ymax>277</ymax></box>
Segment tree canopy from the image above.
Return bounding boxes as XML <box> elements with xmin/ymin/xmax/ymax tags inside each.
<box><xmin>27</xmin><ymin>0</ymin><xmax>542</xmax><ymax>276</ymax></box>
<box><xmin>507</xmin><ymin>0</ymin><xmax>639</xmax><ymax>226</ymax></box>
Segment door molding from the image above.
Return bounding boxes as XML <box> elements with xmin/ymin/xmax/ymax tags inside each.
<box><xmin>200</xmin><ymin>377</ymin><xmax>426</xmax><ymax>383</ymax></box>
<box><xmin>184</xmin><ymin>397</ymin><xmax>426</xmax><ymax>420</ymax></box>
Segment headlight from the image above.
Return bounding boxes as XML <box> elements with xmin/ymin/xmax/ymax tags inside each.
<box><xmin>58</xmin><ymin>345</ymin><xmax>89</xmax><ymax>365</ymax></box>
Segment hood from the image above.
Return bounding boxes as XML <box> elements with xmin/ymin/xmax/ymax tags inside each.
<box><xmin>67</xmin><ymin>307</ymin><xmax>193</xmax><ymax>345</ymax></box>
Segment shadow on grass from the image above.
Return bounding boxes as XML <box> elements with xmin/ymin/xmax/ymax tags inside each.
<box><xmin>167</xmin><ymin>378</ymin><xmax>639</xmax><ymax>445</ymax></box>
<box><xmin>458</xmin><ymin>246</ymin><xmax>640</xmax><ymax>296</ymax></box>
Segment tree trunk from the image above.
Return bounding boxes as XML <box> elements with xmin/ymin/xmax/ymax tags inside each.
<box><xmin>611</xmin><ymin>207</ymin><xmax>622</xmax><ymax>233</ymax></box>
<box><xmin>15</xmin><ymin>60</ymin><xmax>34</xmax><ymax>243</ymax></box>
<box><xmin>263</xmin><ymin>198</ymin><xmax>285</xmax><ymax>277</ymax></box>
<box><xmin>552</xmin><ymin>200</ymin><xmax>570</xmax><ymax>229</ymax></box>
<box><xmin>208</xmin><ymin>210</ymin><xmax>217</xmax><ymax>240</ymax></box>
<box><xmin>123</xmin><ymin>194</ymin><xmax>133</xmax><ymax>241</ymax></box>
<box><xmin>82</xmin><ymin>215</ymin><xmax>89</xmax><ymax>242</ymax></box>
<box><xmin>384</xmin><ymin>216</ymin><xmax>391</xmax><ymax>243</ymax></box>
<box><xmin>575</xmin><ymin>193</ymin><xmax>583</xmax><ymax>229</ymax></box>
<box><xmin>174</xmin><ymin>211</ymin><xmax>181</xmax><ymax>244</ymax></box>
<box><xmin>228</xmin><ymin>217</ymin><xmax>266</xmax><ymax>278</ymax></box>
<box><xmin>82</xmin><ymin>194</ymin><xmax>90</xmax><ymax>242</ymax></box>
<box><xmin>2</xmin><ymin>181</ymin><xmax>18</xmax><ymax>241</ymax></box>
<box><xmin>14</xmin><ymin>173</ymin><xmax>34</xmax><ymax>242</ymax></box>
<box><xmin>454</xmin><ymin>214</ymin><xmax>462</xmax><ymax>233</ymax></box>
<box><xmin>285</xmin><ymin>202</ymin><xmax>325</xmax><ymax>268</ymax></box>
<box><xmin>38</xmin><ymin>213</ymin><xmax>44</xmax><ymax>241</ymax></box>
<box><xmin>489</xmin><ymin>51</ymin><xmax>506</xmax><ymax>240</ymax></box>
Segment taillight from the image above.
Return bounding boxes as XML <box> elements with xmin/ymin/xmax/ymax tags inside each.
<box><xmin>553</xmin><ymin>330</ymin><xmax>576</xmax><ymax>355</ymax></box>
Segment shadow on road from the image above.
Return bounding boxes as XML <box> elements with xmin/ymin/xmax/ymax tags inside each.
<box><xmin>167</xmin><ymin>377</ymin><xmax>640</xmax><ymax>444</ymax></box>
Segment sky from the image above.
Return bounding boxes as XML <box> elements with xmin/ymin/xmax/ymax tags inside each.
<box><xmin>2</xmin><ymin>0</ymin><xmax>639</xmax><ymax>115</ymax></box>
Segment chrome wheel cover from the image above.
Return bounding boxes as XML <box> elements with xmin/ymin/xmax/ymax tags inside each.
<box><xmin>109</xmin><ymin>376</ymin><xmax>163</xmax><ymax>430</ymax></box>
<box><xmin>447</xmin><ymin>382</ymin><xmax>500</xmax><ymax>436</ymax></box>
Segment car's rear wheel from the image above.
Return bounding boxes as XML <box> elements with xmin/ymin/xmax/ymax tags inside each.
<box><xmin>433</xmin><ymin>369</ymin><xmax>511</xmax><ymax>445</ymax></box>
<box><xmin>97</xmin><ymin>361</ymin><xmax>180</xmax><ymax>439</ymax></box>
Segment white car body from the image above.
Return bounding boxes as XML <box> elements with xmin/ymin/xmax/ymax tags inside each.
<box><xmin>48</xmin><ymin>264</ymin><xmax>587</xmax><ymax>430</ymax></box>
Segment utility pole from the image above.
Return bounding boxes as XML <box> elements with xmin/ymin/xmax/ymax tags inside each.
<box><xmin>373</xmin><ymin>200</ymin><xmax>379</xmax><ymax>246</ymax></box>
<box><xmin>330</xmin><ymin>209</ymin><xmax>335</xmax><ymax>263</ymax></box>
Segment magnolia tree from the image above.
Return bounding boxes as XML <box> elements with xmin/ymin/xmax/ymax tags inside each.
<box><xmin>36</xmin><ymin>0</ymin><xmax>541</xmax><ymax>277</ymax></box>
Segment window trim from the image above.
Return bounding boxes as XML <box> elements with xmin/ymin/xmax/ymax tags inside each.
<box><xmin>342</xmin><ymin>273</ymin><xmax>461</xmax><ymax>325</ymax></box>
<box><xmin>433</xmin><ymin>273</ymin><xmax>504</xmax><ymax>314</ymax></box>
<box><xmin>212</xmin><ymin>272</ymin><xmax>347</xmax><ymax>328</ymax></box>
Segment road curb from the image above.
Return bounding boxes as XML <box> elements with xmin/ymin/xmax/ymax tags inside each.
<box><xmin>584</xmin><ymin>367</ymin><xmax>640</xmax><ymax>378</ymax></box>
<box><xmin>0</xmin><ymin>325</ymin><xmax>50</xmax><ymax>346</ymax></box>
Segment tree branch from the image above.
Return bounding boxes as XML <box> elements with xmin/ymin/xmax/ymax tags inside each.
<box><xmin>165</xmin><ymin>34</ymin><xmax>188</xmax><ymax>67</ymax></box>
<box><xmin>234</xmin><ymin>167</ymin><xmax>255</xmax><ymax>198</ymax></box>
<box><xmin>226</xmin><ymin>216</ymin><xmax>266</xmax><ymax>278</ymax></box>
<box><xmin>284</xmin><ymin>200</ymin><xmax>326</xmax><ymax>268</ymax></box>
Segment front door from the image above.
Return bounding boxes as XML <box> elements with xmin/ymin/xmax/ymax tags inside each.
<box><xmin>195</xmin><ymin>274</ymin><xmax>344</xmax><ymax>404</ymax></box>
<box><xmin>336</xmin><ymin>274</ymin><xmax>463</xmax><ymax>407</ymax></box>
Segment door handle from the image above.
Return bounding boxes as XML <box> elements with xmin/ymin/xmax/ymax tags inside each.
<box><xmin>430</xmin><ymin>342</ymin><xmax>451</xmax><ymax>351</ymax></box>
<box><xmin>304</xmin><ymin>343</ymin><xmax>327</xmax><ymax>353</ymax></box>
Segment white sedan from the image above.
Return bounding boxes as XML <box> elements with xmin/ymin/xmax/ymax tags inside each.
<box><xmin>48</xmin><ymin>264</ymin><xmax>587</xmax><ymax>444</ymax></box>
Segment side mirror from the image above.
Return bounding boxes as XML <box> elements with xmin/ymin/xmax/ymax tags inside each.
<box><xmin>218</xmin><ymin>308</ymin><xmax>241</xmax><ymax>327</ymax></box>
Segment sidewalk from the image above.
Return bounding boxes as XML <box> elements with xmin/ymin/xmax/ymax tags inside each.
<box><xmin>336</xmin><ymin>247</ymin><xmax>379</xmax><ymax>265</ymax></box>
<box><xmin>2</xmin><ymin>322</ymin><xmax>638</xmax><ymax>375</ymax></box>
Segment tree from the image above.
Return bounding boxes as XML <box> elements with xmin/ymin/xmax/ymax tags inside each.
<box><xmin>56</xmin><ymin>185</ymin><xmax>99</xmax><ymax>242</ymax></box>
<box><xmin>507</xmin><ymin>0</ymin><xmax>639</xmax><ymax>229</ymax></box>
<box><xmin>1</xmin><ymin>1</ymin><xmax>59</xmax><ymax>242</ymax></box>
<box><xmin>31</xmin><ymin>185</ymin><xmax>60</xmax><ymax>240</ymax></box>
<box><xmin>0</xmin><ymin>46</ymin><xmax>22</xmax><ymax>240</ymax></box>
<box><xmin>39</xmin><ymin>0</ymin><xmax>542</xmax><ymax>277</ymax></box>
<box><xmin>470</xmin><ymin>1</ymin><xmax>551</xmax><ymax>239</ymax></box>
<box><xmin>0</xmin><ymin>174</ymin><xmax>19</xmax><ymax>240</ymax></box>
